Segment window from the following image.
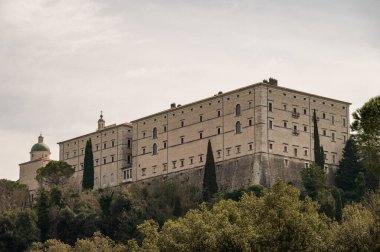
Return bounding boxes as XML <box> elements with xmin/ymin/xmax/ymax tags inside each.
<box><xmin>283</xmin><ymin>121</ymin><xmax>288</xmax><ymax>128</ymax></box>
<box><xmin>343</xmin><ymin>118</ymin><xmax>346</xmax><ymax>127</ymax></box>
<box><xmin>95</xmin><ymin>159</ymin><xmax>99</xmax><ymax>166</ymax></box>
<box><xmin>249</xmin><ymin>143</ymin><xmax>253</xmax><ymax>151</ymax></box>
<box><xmin>80</xmin><ymin>163</ymin><xmax>84</xmax><ymax>169</ymax></box>
<box><xmin>200</xmin><ymin>115</ymin><xmax>203</xmax><ymax>122</ymax></box>
<box><xmin>142</xmin><ymin>147</ymin><xmax>146</xmax><ymax>155</ymax></box>
<box><xmin>164</xmin><ymin>126</ymin><xmax>167</xmax><ymax>132</ymax></box>
<box><xmin>74</xmin><ymin>151</ymin><xmax>76</xmax><ymax>156</ymax></box>
<box><xmin>104</xmin><ymin>143</ymin><xmax>107</xmax><ymax>149</ymax></box>
<box><xmin>172</xmin><ymin>161</ymin><xmax>177</xmax><ymax>169</ymax></box>
<box><xmin>323</xmin><ymin>130</ymin><xmax>327</xmax><ymax>136</ymax></box>
<box><xmin>294</xmin><ymin>148</ymin><xmax>298</xmax><ymax>157</ymax></box>
<box><xmin>226</xmin><ymin>148</ymin><xmax>231</xmax><ymax>156</ymax></box>
<box><xmin>199</xmin><ymin>155</ymin><xmax>204</xmax><ymax>163</ymax></box>
<box><xmin>332</xmin><ymin>132</ymin><xmax>335</xmax><ymax>142</ymax></box>
<box><xmin>293</xmin><ymin>108</ymin><xmax>297</xmax><ymax>113</ymax></box>
<box><xmin>218</xmin><ymin>110</ymin><xmax>221</xmax><ymax>117</ymax></box>
<box><xmin>236</xmin><ymin>104</ymin><xmax>241</xmax><ymax>116</ymax></box>
<box><xmin>163</xmin><ymin>163</ymin><xmax>167</xmax><ymax>171</ymax></box>
<box><xmin>304</xmin><ymin>126</ymin><xmax>308</xmax><ymax>132</ymax></box>
<box><xmin>143</xmin><ymin>132</ymin><xmax>146</xmax><ymax>138</ymax></box>
<box><xmin>163</xmin><ymin>141</ymin><xmax>167</xmax><ymax>149</ymax></box>
<box><xmin>217</xmin><ymin>128</ymin><xmax>221</xmax><ymax>135</ymax></box>
<box><xmin>268</xmin><ymin>102</ymin><xmax>273</xmax><ymax>112</ymax></box>
<box><xmin>123</xmin><ymin>168</ymin><xmax>132</xmax><ymax>180</ymax></box>
<box><xmin>331</xmin><ymin>115</ymin><xmax>335</xmax><ymax>125</ymax></box>
<box><xmin>236</xmin><ymin>145</ymin><xmax>241</xmax><ymax>154</ymax></box>
<box><xmin>127</xmin><ymin>155</ymin><xmax>131</xmax><ymax>164</ymax></box>
<box><xmin>81</xmin><ymin>149</ymin><xmax>84</xmax><ymax>155</ymax></box>
<box><xmin>112</xmin><ymin>140</ymin><xmax>115</xmax><ymax>147</ymax></box>
<box><xmin>293</xmin><ymin>125</ymin><xmax>298</xmax><ymax>131</ymax></box>
<box><xmin>153</xmin><ymin>143</ymin><xmax>158</xmax><ymax>155</ymax></box>
<box><xmin>96</xmin><ymin>144</ymin><xmax>99</xmax><ymax>151</ymax></box>
<box><xmin>181</xmin><ymin>121</ymin><xmax>184</xmax><ymax>127</ymax></box>
<box><xmin>103</xmin><ymin>158</ymin><xmax>107</xmax><ymax>164</ymax></box>
<box><xmin>269</xmin><ymin>143</ymin><xmax>273</xmax><ymax>151</ymax></box>
<box><xmin>142</xmin><ymin>168</ymin><xmax>146</xmax><ymax>176</ymax></box>
<box><xmin>305</xmin><ymin>163</ymin><xmax>309</xmax><ymax>168</ymax></box>
<box><xmin>343</xmin><ymin>135</ymin><xmax>347</xmax><ymax>143</ymax></box>
<box><xmin>284</xmin><ymin>145</ymin><xmax>288</xmax><ymax>152</ymax></box>
<box><xmin>66</xmin><ymin>153</ymin><xmax>69</xmax><ymax>159</ymax></box>
<box><xmin>333</xmin><ymin>154</ymin><xmax>336</xmax><ymax>164</ymax></box>
<box><xmin>180</xmin><ymin>159</ymin><xmax>184</xmax><ymax>167</ymax></box>
<box><xmin>199</xmin><ymin>132</ymin><xmax>203</xmax><ymax>139</ymax></box>
<box><xmin>236</xmin><ymin>121</ymin><xmax>241</xmax><ymax>134</ymax></box>
<box><xmin>217</xmin><ymin>150</ymin><xmax>221</xmax><ymax>158</ymax></box>
<box><xmin>304</xmin><ymin>149</ymin><xmax>308</xmax><ymax>156</ymax></box>
<box><xmin>249</xmin><ymin>119</ymin><xmax>252</xmax><ymax>126</ymax></box>
<box><xmin>269</xmin><ymin>120</ymin><xmax>273</xmax><ymax>129</ymax></box>
<box><xmin>153</xmin><ymin>165</ymin><xmax>157</xmax><ymax>173</ymax></box>
<box><xmin>323</xmin><ymin>113</ymin><xmax>326</xmax><ymax>119</ymax></box>
<box><xmin>190</xmin><ymin>157</ymin><xmax>194</xmax><ymax>164</ymax></box>
<box><xmin>180</xmin><ymin>137</ymin><xmax>184</xmax><ymax>144</ymax></box>
<box><xmin>153</xmin><ymin>127</ymin><xmax>158</xmax><ymax>139</ymax></box>
<box><xmin>303</xmin><ymin>109</ymin><xmax>307</xmax><ymax>115</ymax></box>
<box><xmin>283</xmin><ymin>104</ymin><xmax>287</xmax><ymax>111</ymax></box>
<box><xmin>324</xmin><ymin>153</ymin><xmax>327</xmax><ymax>160</ymax></box>
<box><xmin>111</xmin><ymin>156</ymin><xmax>115</xmax><ymax>162</ymax></box>
<box><xmin>284</xmin><ymin>159</ymin><xmax>289</xmax><ymax>167</ymax></box>
<box><xmin>127</xmin><ymin>140</ymin><xmax>131</xmax><ymax>148</ymax></box>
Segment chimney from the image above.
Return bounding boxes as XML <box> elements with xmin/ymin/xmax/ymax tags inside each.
<box><xmin>218</xmin><ymin>91</ymin><xmax>223</xmax><ymax>95</ymax></box>
<box><xmin>171</xmin><ymin>103</ymin><xmax>176</xmax><ymax>109</ymax></box>
<box><xmin>268</xmin><ymin>78</ymin><xmax>278</xmax><ymax>86</ymax></box>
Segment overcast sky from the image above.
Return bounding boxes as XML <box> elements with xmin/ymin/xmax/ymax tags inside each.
<box><xmin>0</xmin><ymin>0</ymin><xmax>379</xmax><ymax>180</ymax></box>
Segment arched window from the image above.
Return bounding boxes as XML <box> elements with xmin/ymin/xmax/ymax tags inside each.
<box><xmin>236</xmin><ymin>121</ymin><xmax>241</xmax><ymax>134</ymax></box>
<box><xmin>236</xmin><ymin>104</ymin><xmax>241</xmax><ymax>116</ymax></box>
<box><xmin>153</xmin><ymin>127</ymin><xmax>158</xmax><ymax>139</ymax></box>
<box><xmin>153</xmin><ymin>143</ymin><xmax>158</xmax><ymax>155</ymax></box>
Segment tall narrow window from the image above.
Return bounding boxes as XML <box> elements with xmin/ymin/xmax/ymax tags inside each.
<box><xmin>249</xmin><ymin>119</ymin><xmax>252</xmax><ymax>126</ymax></box>
<box><xmin>180</xmin><ymin>137</ymin><xmax>184</xmax><ymax>144</ymax></box>
<box><xmin>217</xmin><ymin>110</ymin><xmax>221</xmax><ymax>117</ymax></box>
<box><xmin>236</xmin><ymin>104</ymin><xmax>241</xmax><ymax>116</ymax></box>
<box><xmin>294</xmin><ymin>148</ymin><xmax>298</xmax><ymax>157</ymax></box>
<box><xmin>217</xmin><ymin>128</ymin><xmax>221</xmax><ymax>135</ymax></box>
<box><xmin>332</xmin><ymin>132</ymin><xmax>335</xmax><ymax>141</ymax></box>
<box><xmin>152</xmin><ymin>143</ymin><xmax>158</xmax><ymax>155</ymax></box>
<box><xmin>236</xmin><ymin>121</ymin><xmax>241</xmax><ymax>134</ymax></box>
<box><xmin>181</xmin><ymin>121</ymin><xmax>184</xmax><ymax>127</ymax></box>
<box><xmin>268</xmin><ymin>102</ymin><xmax>273</xmax><ymax>112</ymax></box>
<box><xmin>269</xmin><ymin>120</ymin><xmax>273</xmax><ymax>129</ymax></box>
<box><xmin>153</xmin><ymin>127</ymin><xmax>158</xmax><ymax>139</ymax></box>
<box><xmin>331</xmin><ymin>115</ymin><xmax>335</xmax><ymax>125</ymax></box>
<box><xmin>200</xmin><ymin>115</ymin><xmax>203</xmax><ymax>122</ymax></box>
<box><xmin>343</xmin><ymin>118</ymin><xmax>346</xmax><ymax>127</ymax></box>
<box><xmin>199</xmin><ymin>132</ymin><xmax>203</xmax><ymax>139</ymax></box>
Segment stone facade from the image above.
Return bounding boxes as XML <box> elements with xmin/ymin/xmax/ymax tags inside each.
<box><xmin>58</xmin><ymin>115</ymin><xmax>133</xmax><ymax>189</ymax></box>
<box><xmin>131</xmin><ymin>80</ymin><xmax>350</xmax><ymax>190</ymax></box>
<box><xmin>19</xmin><ymin>135</ymin><xmax>52</xmax><ymax>200</ymax></box>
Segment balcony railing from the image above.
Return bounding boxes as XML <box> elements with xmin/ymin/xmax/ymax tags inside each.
<box><xmin>292</xmin><ymin>129</ymin><xmax>300</xmax><ymax>136</ymax></box>
<box><xmin>292</xmin><ymin>112</ymin><xmax>300</xmax><ymax>118</ymax></box>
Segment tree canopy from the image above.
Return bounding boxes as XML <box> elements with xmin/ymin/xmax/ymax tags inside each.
<box><xmin>36</xmin><ymin>161</ymin><xmax>74</xmax><ymax>188</ymax></box>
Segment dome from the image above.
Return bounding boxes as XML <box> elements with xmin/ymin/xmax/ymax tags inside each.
<box><xmin>31</xmin><ymin>135</ymin><xmax>50</xmax><ymax>153</ymax></box>
<box><xmin>31</xmin><ymin>143</ymin><xmax>50</xmax><ymax>152</ymax></box>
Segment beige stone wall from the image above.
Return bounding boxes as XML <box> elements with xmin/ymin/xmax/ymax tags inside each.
<box><xmin>59</xmin><ymin>123</ymin><xmax>133</xmax><ymax>189</ymax></box>
<box><xmin>19</xmin><ymin>158</ymin><xmax>51</xmax><ymax>199</ymax></box>
<box><xmin>132</xmin><ymin>82</ymin><xmax>350</xmax><ymax>188</ymax></box>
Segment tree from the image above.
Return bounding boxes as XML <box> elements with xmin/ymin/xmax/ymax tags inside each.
<box><xmin>0</xmin><ymin>179</ymin><xmax>29</xmax><ymax>212</ymax></box>
<box><xmin>36</xmin><ymin>161</ymin><xmax>74</xmax><ymax>188</ymax></box>
<box><xmin>301</xmin><ymin>164</ymin><xmax>328</xmax><ymax>201</ymax></box>
<box><xmin>352</xmin><ymin>96</ymin><xmax>380</xmax><ymax>180</ymax></box>
<box><xmin>336</xmin><ymin>138</ymin><xmax>362</xmax><ymax>191</ymax></box>
<box><xmin>37</xmin><ymin>190</ymin><xmax>50</xmax><ymax>242</ymax></box>
<box><xmin>202</xmin><ymin>140</ymin><xmax>218</xmax><ymax>202</ymax></box>
<box><xmin>313</xmin><ymin>110</ymin><xmax>324</xmax><ymax>168</ymax></box>
<box><xmin>82</xmin><ymin>139</ymin><xmax>94</xmax><ymax>190</ymax></box>
<box><xmin>172</xmin><ymin>196</ymin><xmax>183</xmax><ymax>217</ymax></box>
<box><xmin>332</xmin><ymin>188</ymin><xmax>343</xmax><ymax>222</ymax></box>
<box><xmin>0</xmin><ymin>209</ymin><xmax>39</xmax><ymax>252</ymax></box>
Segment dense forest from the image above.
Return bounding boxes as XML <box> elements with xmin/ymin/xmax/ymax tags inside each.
<box><xmin>0</xmin><ymin>96</ymin><xmax>379</xmax><ymax>251</ymax></box>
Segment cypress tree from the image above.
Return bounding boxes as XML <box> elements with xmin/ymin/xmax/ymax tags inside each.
<box><xmin>332</xmin><ymin>188</ymin><xmax>343</xmax><ymax>222</ymax></box>
<box><xmin>37</xmin><ymin>190</ymin><xmax>50</xmax><ymax>241</ymax></box>
<box><xmin>82</xmin><ymin>139</ymin><xmax>94</xmax><ymax>190</ymax></box>
<box><xmin>313</xmin><ymin>110</ymin><xmax>324</xmax><ymax>168</ymax></box>
<box><xmin>335</xmin><ymin>137</ymin><xmax>362</xmax><ymax>191</ymax></box>
<box><xmin>202</xmin><ymin>140</ymin><xmax>218</xmax><ymax>202</ymax></box>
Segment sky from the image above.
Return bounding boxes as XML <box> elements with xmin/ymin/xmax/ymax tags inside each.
<box><xmin>0</xmin><ymin>0</ymin><xmax>379</xmax><ymax>180</ymax></box>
